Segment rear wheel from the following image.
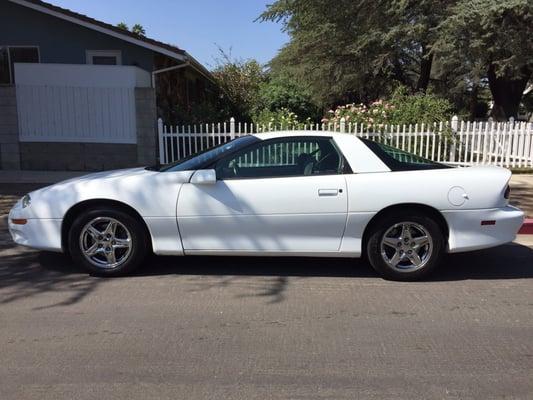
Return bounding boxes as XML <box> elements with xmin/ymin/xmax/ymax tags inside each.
<box><xmin>68</xmin><ymin>208</ymin><xmax>148</xmax><ymax>276</ymax></box>
<box><xmin>366</xmin><ymin>212</ymin><xmax>444</xmax><ymax>281</ymax></box>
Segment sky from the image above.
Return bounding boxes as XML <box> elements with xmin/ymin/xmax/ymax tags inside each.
<box><xmin>48</xmin><ymin>0</ymin><xmax>288</xmax><ymax>69</ymax></box>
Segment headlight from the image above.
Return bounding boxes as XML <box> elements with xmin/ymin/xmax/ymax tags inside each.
<box><xmin>21</xmin><ymin>194</ymin><xmax>31</xmax><ymax>208</ymax></box>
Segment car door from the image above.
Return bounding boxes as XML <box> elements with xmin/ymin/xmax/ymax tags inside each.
<box><xmin>177</xmin><ymin>136</ymin><xmax>349</xmax><ymax>253</ymax></box>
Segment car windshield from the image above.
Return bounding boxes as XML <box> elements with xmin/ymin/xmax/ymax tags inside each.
<box><xmin>361</xmin><ymin>139</ymin><xmax>451</xmax><ymax>171</ymax></box>
<box><xmin>158</xmin><ymin>136</ymin><xmax>260</xmax><ymax>172</ymax></box>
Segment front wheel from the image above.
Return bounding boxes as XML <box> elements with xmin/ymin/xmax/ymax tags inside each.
<box><xmin>68</xmin><ymin>208</ymin><xmax>149</xmax><ymax>276</ymax></box>
<box><xmin>366</xmin><ymin>213</ymin><xmax>444</xmax><ymax>281</ymax></box>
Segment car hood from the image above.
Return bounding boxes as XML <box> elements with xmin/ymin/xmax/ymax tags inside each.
<box><xmin>54</xmin><ymin>167</ymin><xmax>154</xmax><ymax>185</ymax></box>
<box><xmin>21</xmin><ymin>167</ymin><xmax>195</xmax><ymax>219</ymax></box>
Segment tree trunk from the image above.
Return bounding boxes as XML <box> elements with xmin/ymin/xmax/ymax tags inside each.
<box><xmin>488</xmin><ymin>64</ymin><xmax>531</xmax><ymax>121</ymax></box>
<box><xmin>416</xmin><ymin>50</ymin><xmax>433</xmax><ymax>92</ymax></box>
<box><xmin>469</xmin><ymin>84</ymin><xmax>479</xmax><ymax>121</ymax></box>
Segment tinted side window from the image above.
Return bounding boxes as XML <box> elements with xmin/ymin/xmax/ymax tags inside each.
<box><xmin>216</xmin><ymin>137</ymin><xmax>344</xmax><ymax>179</ymax></box>
<box><xmin>361</xmin><ymin>139</ymin><xmax>451</xmax><ymax>171</ymax></box>
<box><xmin>159</xmin><ymin>136</ymin><xmax>259</xmax><ymax>172</ymax></box>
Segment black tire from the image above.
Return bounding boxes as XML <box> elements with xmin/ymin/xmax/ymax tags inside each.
<box><xmin>366</xmin><ymin>211</ymin><xmax>444</xmax><ymax>281</ymax></box>
<box><xmin>68</xmin><ymin>207</ymin><xmax>149</xmax><ymax>276</ymax></box>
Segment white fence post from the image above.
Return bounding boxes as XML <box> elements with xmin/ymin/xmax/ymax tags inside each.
<box><xmin>340</xmin><ymin>117</ymin><xmax>346</xmax><ymax>133</ymax></box>
<box><xmin>157</xmin><ymin>118</ymin><xmax>165</xmax><ymax>164</ymax></box>
<box><xmin>449</xmin><ymin>115</ymin><xmax>458</xmax><ymax>163</ymax></box>
<box><xmin>230</xmin><ymin>117</ymin><xmax>235</xmax><ymax>139</ymax></box>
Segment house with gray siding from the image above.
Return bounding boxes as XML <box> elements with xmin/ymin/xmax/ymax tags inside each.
<box><xmin>0</xmin><ymin>0</ymin><xmax>216</xmax><ymax>170</ymax></box>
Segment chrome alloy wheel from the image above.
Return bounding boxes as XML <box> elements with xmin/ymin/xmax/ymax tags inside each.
<box><xmin>79</xmin><ymin>217</ymin><xmax>132</xmax><ymax>269</ymax></box>
<box><xmin>380</xmin><ymin>221</ymin><xmax>433</xmax><ymax>272</ymax></box>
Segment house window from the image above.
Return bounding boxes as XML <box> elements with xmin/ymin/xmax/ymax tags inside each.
<box><xmin>0</xmin><ymin>46</ymin><xmax>40</xmax><ymax>84</ymax></box>
<box><xmin>86</xmin><ymin>50</ymin><xmax>122</xmax><ymax>65</ymax></box>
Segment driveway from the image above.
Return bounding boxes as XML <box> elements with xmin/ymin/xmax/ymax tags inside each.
<box><xmin>1</xmin><ymin>219</ymin><xmax>533</xmax><ymax>399</ymax></box>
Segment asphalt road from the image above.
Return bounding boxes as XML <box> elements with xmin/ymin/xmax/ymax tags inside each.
<box><xmin>1</xmin><ymin>226</ymin><xmax>533</xmax><ymax>399</ymax></box>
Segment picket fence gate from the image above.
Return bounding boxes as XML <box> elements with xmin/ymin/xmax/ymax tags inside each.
<box><xmin>157</xmin><ymin>116</ymin><xmax>533</xmax><ymax>168</ymax></box>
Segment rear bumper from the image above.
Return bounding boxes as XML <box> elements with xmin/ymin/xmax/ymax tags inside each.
<box><xmin>443</xmin><ymin>205</ymin><xmax>524</xmax><ymax>253</ymax></box>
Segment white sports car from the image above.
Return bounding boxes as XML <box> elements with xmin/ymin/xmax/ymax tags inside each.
<box><xmin>9</xmin><ymin>131</ymin><xmax>524</xmax><ymax>280</ymax></box>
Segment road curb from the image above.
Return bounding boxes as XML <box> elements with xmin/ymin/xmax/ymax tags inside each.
<box><xmin>518</xmin><ymin>219</ymin><xmax>533</xmax><ymax>235</ymax></box>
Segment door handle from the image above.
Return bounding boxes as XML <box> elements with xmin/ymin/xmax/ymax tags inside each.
<box><xmin>318</xmin><ymin>189</ymin><xmax>339</xmax><ymax>197</ymax></box>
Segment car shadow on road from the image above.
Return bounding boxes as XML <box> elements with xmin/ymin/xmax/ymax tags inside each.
<box><xmin>37</xmin><ymin>241</ymin><xmax>533</xmax><ymax>282</ymax></box>
<box><xmin>433</xmin><ymin>242</ymin><xmax>533</xmax><ymax>281</ymax></box>
<box><xmin>0</xmin><ymin>250</ymin><xmax>102</xmax><ymax>308</ymax></box>
<box><xmin>1</xmin><ymin>242</ymin><xmax>531</xmax><ymax>307</ymax></box>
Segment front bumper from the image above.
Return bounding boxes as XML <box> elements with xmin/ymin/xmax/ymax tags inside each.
<box><xmin>8</xmin><ymin>206</ymin><xmax>62</xmax><ymax>252</ymax></box>
<box><xmin>443</xmin><ymin>205</ymin><xmax>525</xmax><ymax>253</ymax></box>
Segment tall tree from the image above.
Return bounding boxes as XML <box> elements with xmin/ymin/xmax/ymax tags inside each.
<box><xmin>260</xmin><ymin>0</ymin><xmax>453</xmax><ymax>108</ymax></box>
<box><xmin>211</xmin><ymin>49</ymin><xmax>267</xmax><ymax>121</ymax></box>
<box><xmin>434</xmin><ymin>0</ymin><xmax>533</xmax><ymax>120</ymax></box>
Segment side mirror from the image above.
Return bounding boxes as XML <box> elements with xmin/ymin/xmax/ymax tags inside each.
<box><xmin>190</xmin><ymin>169</ymin><xmax>217</xmax><ymax>185</ymax></box>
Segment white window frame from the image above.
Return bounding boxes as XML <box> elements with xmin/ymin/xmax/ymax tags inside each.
<box><xmin>85</xmin><ymin>50</ymin><xmax>122</xmax><ymax>65</ymax></box>
<box><xmin>0</xmin><ymin>45</ymin><xmax>41</xmax><ymax>84</ymax></box>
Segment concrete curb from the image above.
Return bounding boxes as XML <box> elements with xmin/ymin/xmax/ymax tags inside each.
<box><xmin>518</xmin><ymin>219</ymin><xmax>533</xmax><ymax>235</ymax></box>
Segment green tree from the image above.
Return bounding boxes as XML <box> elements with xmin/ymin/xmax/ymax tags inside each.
<box><xmin>131</xmin><ymin>24</ymin><xmax>146</xmax><ymax>36</ymax></box>
<box><xmin>260</xmin><ymin>0</ymin><xmax>454</xmax><ymax>108</ymax></box>
<box><xmin>116</xmin><ymin>22</ymin><xmax>129</xmax><ymax>30</ymax></box>
<box><xmin>257</xmin><ymin>74</ymin><xmax>320</xmax><ymax>121</ymax></box>
<box><xmin>434</xmin><ymin>0</ymin><xmax>533</xmax><ymax>120</ymax></box>
<box><xmin>211</xmin><ymin>49</ymin><xmax>267</xmax><ymax>121</ymax></box>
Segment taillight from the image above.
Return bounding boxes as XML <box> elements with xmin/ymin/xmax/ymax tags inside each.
<box><xmin>504</xmin><ymin>185</ymin><xmax>510</xmax><ymax>199</ymax></box>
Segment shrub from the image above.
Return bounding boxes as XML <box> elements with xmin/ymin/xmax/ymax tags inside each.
<box><xmin>388</xmin><ymin>87</ymin><xmax>454</xmax><ymax>125</ymax></box>
<box><xmin>258</xmin><ymin>75</ymin><xmax>320</xmax><ymax>122</ymax></box>
<box><xmin>322</xmin><ymin>87</ymin><xmax>454</xmax><ymax>129</ymax></box>
<box><xmin>253</xmin><ymin>107</ymin><xmax>312</xmax><ymax>129</ymax></box>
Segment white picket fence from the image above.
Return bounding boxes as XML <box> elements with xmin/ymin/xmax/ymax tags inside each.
<box><xmin>157</xmin><ymin>116</ymin><xmax>533</xmax><ymax>168</ymax></box>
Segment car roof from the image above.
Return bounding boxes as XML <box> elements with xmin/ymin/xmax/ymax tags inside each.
<box><xmin>252</xmin><ymin>130</ymin><xmax>355</xmax><ymax>141</ymax></box>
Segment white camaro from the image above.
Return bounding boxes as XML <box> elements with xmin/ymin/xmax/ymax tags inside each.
<box><xmin>9</xmin><ymin>131</ymin><xmax>524</xmax><ymax>280</ymax></box>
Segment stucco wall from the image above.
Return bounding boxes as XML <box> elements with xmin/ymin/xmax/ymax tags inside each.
<box><xmin>0</xmin><ymin>1</ymin><xmax>154</xmax><ymax>72</ymax></box>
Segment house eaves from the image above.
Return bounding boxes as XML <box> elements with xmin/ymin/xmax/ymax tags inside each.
<box><xmin>8</xmin><ymin>0</ymin><xmax>189</xmax><ymax>63</ymax></box>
